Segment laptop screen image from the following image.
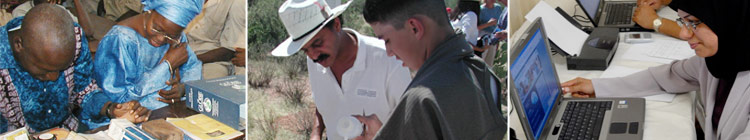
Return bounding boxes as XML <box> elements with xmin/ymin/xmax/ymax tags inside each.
<box><xmin>579</xmin><ymin>0</ymin><xmax>600</xmax><ymax>23</ymax></box>
<box><xmin>510</xmin><ymin>28</ymin><xmax>562</xmax><ymax>139</ymax></box>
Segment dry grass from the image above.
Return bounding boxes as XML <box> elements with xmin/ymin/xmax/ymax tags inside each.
<box><xmin>294</xmin><ymin>109</ymin><xmax>316</xmax><ymax>138</ymax></box>
<box><xmin>247</xmin><ymin>59</ymin><xmax>314</xmax><ymax>139</ymax></box>
<box><xmin>248</xmin><ymin>61</ymin><xmax>275</xmax><ymax>88</ymax></box>
<box><xmin>276</xmin><ymin>78</ymin><xmax>308</xmax><ymax>108</ymax></box>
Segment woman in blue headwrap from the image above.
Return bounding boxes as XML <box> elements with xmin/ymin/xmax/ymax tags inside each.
<box><xmin>93</xmin><ymin>0</ymin><xmax>204</xmax><ymax>110</ymax></box>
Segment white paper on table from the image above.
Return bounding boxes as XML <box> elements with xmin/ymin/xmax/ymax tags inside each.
<box><xmin>645</xmin><ymin>40</ymin><xmax>695</xmax><ymax>60</ymax></box>
<box><xmin>623</xmin><ymin>40</ymin><xmax>694</xmax><ymax>64</ymax></box>
<box><xmin>525</xmin><ymin>1</ymin><xmax>588</xmax><ymax>56</ymax></box>
<box><xmin>600</xmin><ymin>65</ymin><xmax>677</xmax><ymax>102</ymax></box>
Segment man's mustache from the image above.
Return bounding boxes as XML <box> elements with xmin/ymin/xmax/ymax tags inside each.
<box><xmin>312</xmin><ymin>54</ymin><xmax>330</xmax><ymax>63</ymax></box>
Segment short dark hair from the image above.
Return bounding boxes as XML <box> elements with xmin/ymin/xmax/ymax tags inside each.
<box><xmin>323</xmin><ymin>16</ymin><xmax>344</xmax><ymax>29</ymax></box>
<box><xmin>363</xmin><ymin>0</ymin><xmax>451</xmax><ymax>29</ymax></box>
<box><xmin>33</xmin><ymin>0</ymin><xmax>47</xmax><ymax>5</ymax></box>
<box><xmin>451</xmin><ymin>0</ymin><xmax>481</xmax><ymax>22</ymax></box>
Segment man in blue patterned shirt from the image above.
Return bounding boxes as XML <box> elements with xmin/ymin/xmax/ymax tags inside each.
<box><xmin>0</xmin><ymin>4</ymin><xmax>150</xmax><ymax>133</ymax></box>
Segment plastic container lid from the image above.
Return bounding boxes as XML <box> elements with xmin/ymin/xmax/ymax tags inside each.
<box><xmin>337</xmin><ymin>116</ymin><xmax>363</xmax><ymax>139</ymax></box>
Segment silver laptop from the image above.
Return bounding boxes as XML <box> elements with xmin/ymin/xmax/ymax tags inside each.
<box><xmin>576</xmin><ymin>0</ymin><xmax>640</xmax><ymax>29</ymax></box>
<box><xmin>509</xmin><ymin>18</ymin><xmax>645</xmax><ymax>140</ymax></box>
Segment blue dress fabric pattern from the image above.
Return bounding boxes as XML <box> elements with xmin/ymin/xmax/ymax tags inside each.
<box><xmin>0</xmin><ymin>17</ymin><xmax>110</xmax><ymax>133</ymax></box>
<box><xmin>93</xmin><ymin>25</ymin><xmax>202</xmax><ymax>110</ymax></box>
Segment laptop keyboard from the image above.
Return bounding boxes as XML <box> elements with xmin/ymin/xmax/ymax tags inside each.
<box><xmin>604</xmin><ymin>3</ymin><xmax>636</xmax><ymax>25</ymax></box>
<box><xmin>558</xmin><ymin>101</ymin><xmax>612</xmax><ymax>140</ymax></box>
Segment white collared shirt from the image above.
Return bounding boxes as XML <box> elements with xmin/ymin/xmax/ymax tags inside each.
<box><xmin>307</xmin><ymin>28</ymin><xmax>412</xmax><ymax>140</ymax></box>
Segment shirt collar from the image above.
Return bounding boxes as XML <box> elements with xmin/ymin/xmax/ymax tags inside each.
<box><xmin>418</xmin><ymin>34</ymin><xmax>473</xmax><ymax>72</ymax></box>
<box><xmin>342</xmin><ymin>28</ymin><xmax>367</xmax><ymax>73</ymax></box>
<box><xmin>317</xmin><ymin>28</ymin><xmax>367</xmax><ymax>74</ymax></box>
<box><xmin>0</xmin><ymin>17</ymin><xmax>24</xmax><ymax>69</ymax></box>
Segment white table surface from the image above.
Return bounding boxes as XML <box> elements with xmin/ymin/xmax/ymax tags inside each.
<box><xmin>508</xmin><ymin>20</ymin><xmax>696</xmax><ymax>140</ymax></box>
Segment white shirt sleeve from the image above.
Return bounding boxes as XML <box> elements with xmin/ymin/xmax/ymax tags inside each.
<box><xmin>385</xmin><ymin>58</ymin><xmax>412</xmax><ymax>110</ymax></box>
<box><xmin>460</xmin><ymin>11</ymin><xmax>479</xmax><ymax>45</ymax></box>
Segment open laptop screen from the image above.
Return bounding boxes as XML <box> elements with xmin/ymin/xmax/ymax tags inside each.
<box><xmin>580</xmin><ymin>0</ymin><xmax>600</xmax><ymax>23</ymax></box>
<box><xmin>510</xmin><ymin>28</ymin><xmax>561</xmax><ymax>139</ymax></box>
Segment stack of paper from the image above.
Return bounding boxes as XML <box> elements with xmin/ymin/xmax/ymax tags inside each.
<box><xmin>525</xmin><ymin>1</ymin><xmax>589</xmax><ymax>56</ymax></box>
<box><xmin>167</xmin><ymin>114</ymin><xmax>243</xmax><ymax>140</ymax></box>
<box><xmin>0</xmin><ymin>127</ymin><xmax>29</xmax><ymax>140</ymax></box>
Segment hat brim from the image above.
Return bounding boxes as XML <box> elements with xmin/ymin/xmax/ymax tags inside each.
<box><xmin>271</xmin><ymin>1</ymin><xmax>352</xmax><ymax>57</ymax></box>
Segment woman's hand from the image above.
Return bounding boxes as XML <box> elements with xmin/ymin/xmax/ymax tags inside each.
<box><xmin>158</xmin><ymin>70</ymin><xmax>185</xmax><ymax>104</ymax></box>
<box><xmin>161</xmin><ymin>42</ymin><xmax>189</xmax><ymax>69</ymax></box>
<box><xmin>111</xmin><ymin>101</ymin><xmax>151</xmax><ymax>123</ymax></box>
<box><xmin>561</xmin><ymin>77</ymin><xmax>596</xmax><ymax>98</ymax></box>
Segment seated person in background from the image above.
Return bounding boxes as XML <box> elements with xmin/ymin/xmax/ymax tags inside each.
<box><xmin>632</xmin><ymin>0</ymin><xmax>682</xmax><ymax>38</ymax></box>
<box><xmin>12</xmin><ymin>0</ymin><xmax>94</xmax><ymax>40</ymax></box>
<box><xmin>93</xmin><ymin>0</ymin><xmax>203</xmax><ymax>110</ymax></box>
<box><xmin>356</xmin><ymin>0</ymin><xmax>506</xmax><ymax>139</ymax></box>
<box><xmin>98</xmin><ymin>0</ymin><xmax>143</xmax><ymax>22</ymax></box>
<box><xmin>0</xmin><ymin>1</ymin><xmax>19</xmax><ymax>26</ymax></box>
<box><xmin>0</xmin><ymin>4</ymin><xmax>149</xmax><ymax>133</ymax></box>
<box><xmin>187</xmin><ymin>0</ymin><xmax>245</xmax><ymax>79</ymax></box>
<box><xmin>562</xmin><ymin>0</ymin><xmax>750</xmax><ymax>139</ymax></box>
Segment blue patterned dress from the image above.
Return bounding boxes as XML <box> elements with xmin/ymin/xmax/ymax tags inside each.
<box><xmin>0</xmin><ymin>17</ymin><xmax>111</xmax><ymax>133</ymax></box>
<box><xmin>93</xmin><ymin>25</ymin><xmax>202</xmax><ymax>110</ymax></box>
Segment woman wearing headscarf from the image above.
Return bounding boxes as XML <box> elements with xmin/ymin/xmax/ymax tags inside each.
<box><xmin>560</xmin><ymin>0</ymin><xmax>750</xmax><ymax>139</ymax></box>
<box><xmin>93</xmin><ymin>0</ymin><xmax>203</xmax><ymax>110</ymax></box>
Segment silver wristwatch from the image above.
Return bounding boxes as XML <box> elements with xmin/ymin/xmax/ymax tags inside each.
<box><xmin>653</xmin><ymin>18</ymin><xmax>663</xmax><ymax>33</ymax></box>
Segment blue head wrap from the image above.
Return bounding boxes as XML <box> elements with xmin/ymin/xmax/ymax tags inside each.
<box><xmin>142</xmin><ymin>0</ymin><xmax>204</xmax><ymax>27</ymax></box>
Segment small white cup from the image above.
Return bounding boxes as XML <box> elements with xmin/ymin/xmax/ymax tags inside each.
<box><xmin>337</xmin><ymin>116</ymin><xmax>363</xmax><ymax>139</ymax></box>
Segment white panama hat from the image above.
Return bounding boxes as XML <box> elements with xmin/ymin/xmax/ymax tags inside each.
<box><xmin>272</xmin><ymin>0</ymin><xmax>352</xmax><ymax>57</ymax></box>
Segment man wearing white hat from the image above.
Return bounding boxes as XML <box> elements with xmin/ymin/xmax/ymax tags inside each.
<box><xmin>272</xmin><ymin>0</ymin><xmax>412</xmax><ymax>139</ymax></box>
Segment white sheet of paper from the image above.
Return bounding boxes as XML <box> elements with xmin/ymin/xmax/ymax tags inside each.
<box><xmin>600</xmin><ymin>66</ymin><xmax>677</xmax><ymax>102</ymax></box>
<box><xmin>645</xmin><ymin>40</ymin><xmax>695</xmax><ymax>60</ymax></box>
<box><xmin>622</xmin><ymin>46</ymin><xmax>675</xmax><ymax>64</ymax></box>
<box><xmin>623</xmin><ymin>39</ymin><xmax>694</xmax><ymax>64</ymax></box>
<box><xmin>525</xmin><ymin>1</ymin><xmax>588</xmax><ymax>56</ymax></box>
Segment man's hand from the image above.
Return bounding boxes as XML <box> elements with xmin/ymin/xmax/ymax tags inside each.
<box><xmin>487</xmin><ymin>18</ymin><xmax>498</xmax><ymax>26</ymax></box>
<box><xmin>161</xmin><ymin>42</ymin><xmax>189</xmax><ymax>69</ymax></box>
<box><xmin>231</xmin><ymin>48</ymin><xmax>246</xmax><ymax>67</ymax></box>
<box><xmin>352</xmin><ymin>114</ymin><xmax>382</xmax><ymax>140</ymax></box>
<box><xmin>633</xmin><ymin>2</ymin><xmax>660</xmax><ymax>29</ymax></box>
<box><xmin>46</xmin><ymin>0</ymin><xmax>63</xmax><ymax>5</ymax></box>
<box><xmin>636</xmin><ymin>0</ymin><xmax>665</xmax><ymax>10</ymax></box>
<box><xmin>111</xmin><ymin>101</ymin><xmax>151</xmax><ymax>123</ymax></box>
<box><xmin>494</xmin><ymin>30</ymin><xmax>508</xmax><ymax>41</ymax></box>
<box><xmin>158</xmin><ymin>70</ymin><xmax>184</xmax><ymax>104</ymax></box>
<box><xmin>310</xmin><ymin>109</ymin><xmax>325</xmax><ymax>140</ymax></box>
<box><xmin>561</xmin><ymin>77</ymin><xmax>596</xmax><ymax>98</ymax></box>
